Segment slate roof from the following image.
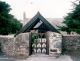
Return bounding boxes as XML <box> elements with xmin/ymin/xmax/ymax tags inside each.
<box><xmin>15</xmin><ymin>12</ymin><xmax>63</xmax><ymax>36</ymax></box>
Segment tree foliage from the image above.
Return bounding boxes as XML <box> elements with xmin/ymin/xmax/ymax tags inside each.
<box><xmin>0</xmin><ymin>1</ymin><xmax>22</xmax><ymax>35</ymax></box>
<box><xmin>61</xmin><ymin>1</ymin><xmax>80</xmax><ymax>34</ymax></box>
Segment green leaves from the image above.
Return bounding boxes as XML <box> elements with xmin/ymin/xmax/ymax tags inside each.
<box><xmin>62</xmin><ymin>1</ymin><xmax>80</xmax><ymax>34</ymax></box>
<box><xmin>0</xmin><ymin>1</ymin><xmax>11</xmax><ymax>13</ymax></box>
<box><xmin>0</xmin><ymin>1</ymin><xmax>22</xmax><ymax>35</ymax></box>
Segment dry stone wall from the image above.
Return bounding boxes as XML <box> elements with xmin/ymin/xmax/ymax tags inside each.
<box><xmin>0</xmin><ymin>36</ymin><xmax>15</xmax><ymax>56</ymax></box>
<box><xmin>0</xmin><ymin>32</ymin><xmax>80</xmax><ymax>58</ymax></box>
<box><xmin>62</xmin><ymin>35</ymin><xmax>80</xmax><ymax>54</ymax></box>
<box><xmin>46</xmin><ymin>31</ymin><xmax>62</xmax><ymax>56</ymax></box>
<box><xmin>0</xmin><ymin>33</ymin><xmax>29</xmax><ymax>59</ymax></box>
<box><xmin>15</xmin><ymin>33</ymin><xmax>29</xmax><ymax>58</ymax></box>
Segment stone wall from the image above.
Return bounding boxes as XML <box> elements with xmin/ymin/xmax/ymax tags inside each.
<box><xmin>62</xmin><ymin>35</ymin><xmax>80</xmax><ymax>54</ymax></box>
<box><xmin>0</xmin><ymin>36</ymin><xmax>15</xmax><ymax>56</ymax></box>
<box><xmin>0</xmin><ymin>33</ymin><xmax>29</xmax><ymax>59</ymax></box>
<box><xmin>15</xmin><ymin>33</ymin><xmax>29</xmax><ymax>58</ymax></box>
<box><xmin>46</xmin><ymin>31</ymin><xmax>62</xmax><ymax>56</ymax></box>
<box><xmin>0</xmin><ymin>32</ymin><xmax>80</xmax><ymax>58</ymax></box>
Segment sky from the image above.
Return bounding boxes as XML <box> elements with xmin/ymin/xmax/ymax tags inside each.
<box><xmin>1</xmin><ymin>0</ymin><xmax>76</xmax><ymax>20</ymax></box>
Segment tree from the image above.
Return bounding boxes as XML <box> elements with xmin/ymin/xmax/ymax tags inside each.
<box><xmin>61</xmin><ymin>1</ymin><xmax>80</xmax><ymax>34</ymax></box>
<box><xmin>0</xmin><ymin>1</ymin><xmax>22</xmax><ymax>35</ymax></box>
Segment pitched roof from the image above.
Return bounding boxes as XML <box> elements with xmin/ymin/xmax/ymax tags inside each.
<box><xmin>21</xmin><ymin>18</ymin><xmax>65</xmax><ymax>29</ymax></box>
<box><xmin>15</xmin><ymin>12</ymin><xmax>60</xmax><ymax>36</ymax></box>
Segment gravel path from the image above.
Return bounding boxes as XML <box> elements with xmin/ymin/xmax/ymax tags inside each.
<box><xmin>17</xmin><ymin>54</ymin><xmax>73</xmax><ymax>61</ymax></box>
<box><xmin>0</xmin><ymin>54</ymin><xmax>75</xmax><ymax>61</ymax></box>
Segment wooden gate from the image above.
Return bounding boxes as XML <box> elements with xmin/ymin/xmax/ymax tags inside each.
<box><xmin>29</xmin><ymin>33</ymin><xmax>49</xmax><ymax>55</ymax></box>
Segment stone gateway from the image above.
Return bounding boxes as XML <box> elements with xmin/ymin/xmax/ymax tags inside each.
<box><xmin>14</xmin><ymin>12</ymin><xmax>62</xmax><ymax>57</ymax></box>
<box><xmin>0</xmin><ymin>12</ymin><xmax>62</xmax><ymax>58</ymax></box>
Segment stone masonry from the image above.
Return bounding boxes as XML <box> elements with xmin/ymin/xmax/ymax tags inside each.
<box><xmin>0</xmin><ymin>36</ymin><xmax>15</xmax><ymax>56</ymax></box>
<box><xmin>46</xmin><ymin>31</ymin><xmax>62</xmax><ymax>56</ymax></box>
<box><xmin>15</xmin><ymin>33</ymin><xmax>29</xmax><ymax>58</ymax></box>
<box><xmin>0</xmin><ymin>32</ymin><xmax>80</xmax><ymax>59</ymax></box>
<box><xmin>0</xmin><ymin>33</ymin><xmax>29</xmax><ymax>59</ymax></box>
<box><xmin>62</xmin><ymin>35</ymin><xmax>80</xmax><ymax>54</ymax></box>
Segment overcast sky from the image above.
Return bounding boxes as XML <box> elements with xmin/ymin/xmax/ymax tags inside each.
<box><xmin>1</xmin><ymin>0</ymin><xmax>76</xmax><ymax>20</ymax></box>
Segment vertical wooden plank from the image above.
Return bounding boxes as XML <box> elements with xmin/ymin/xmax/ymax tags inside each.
<box><xmin>36</xmin><ymin>35</ymin><xmax>37</xmax><ymax>53</ymax></box>
<box><xmin>36</xmin><ymin>33</ymin><xmax>38</xmax><ymax>53</ymax></box>
<box><xmin>45</xmin><ymin>32</ymin><xmax>49</xmax><ymax>55</ymax></box>
<box><xmin>29</xmin><ymin>32</ymin><xmax>32</xmax><ymax>55</ymax></box>
<box><xmin>41</xmin><ymin>33</ymin><xmax>42</xmax><ymax>53</ymax></box>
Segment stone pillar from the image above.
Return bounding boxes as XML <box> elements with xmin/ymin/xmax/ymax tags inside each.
<box><xmin>15</xmin><ymin>33</ymin><xmax>29</xmax><ymax>59</ymax></box>
<box><xmin>46</xmin><ymin>31</ymin><xmax>62</xmax><ymax>57</ymax></box>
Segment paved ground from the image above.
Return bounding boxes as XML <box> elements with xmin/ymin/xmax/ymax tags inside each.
<box><xmin>19</xmin><ymin>54</ymin><xmax>73</xmax><ymax>61</ymax></box>
<box><xmin>0</xmin><ymin>54</ymin><xmax>80</xmax><ymax>61</ymax></box>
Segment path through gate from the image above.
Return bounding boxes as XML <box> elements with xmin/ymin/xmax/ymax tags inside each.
<box><xmin>29</xmin><ymin>33</ymin><xmax>49</xmax><ymax>55</ymax></box>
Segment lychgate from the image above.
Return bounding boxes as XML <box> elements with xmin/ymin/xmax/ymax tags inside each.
<box><xmin>15</xmin><ymin>12</ymin><xmax>62</xmax><ymax>56</ymax></box>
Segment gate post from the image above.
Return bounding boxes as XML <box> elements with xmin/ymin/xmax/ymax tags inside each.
<box><xmin>15</xmin><ymin>33</ymin><xmax>29</xmax><ymax>59</ymax></box>
<box><xmin>29</xmin><ymin>32</ymin><xmax>32</xmax><ymax>55</ymax></box>
<box><xmin>45</xmin><ymin>32</ymin><xmax>49</xmax><ymax>55</ymax></box>
<box><xmin>46</xmin><ymin>31</ymin><xmax>62</xmax><ymax>56</ymax></box>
